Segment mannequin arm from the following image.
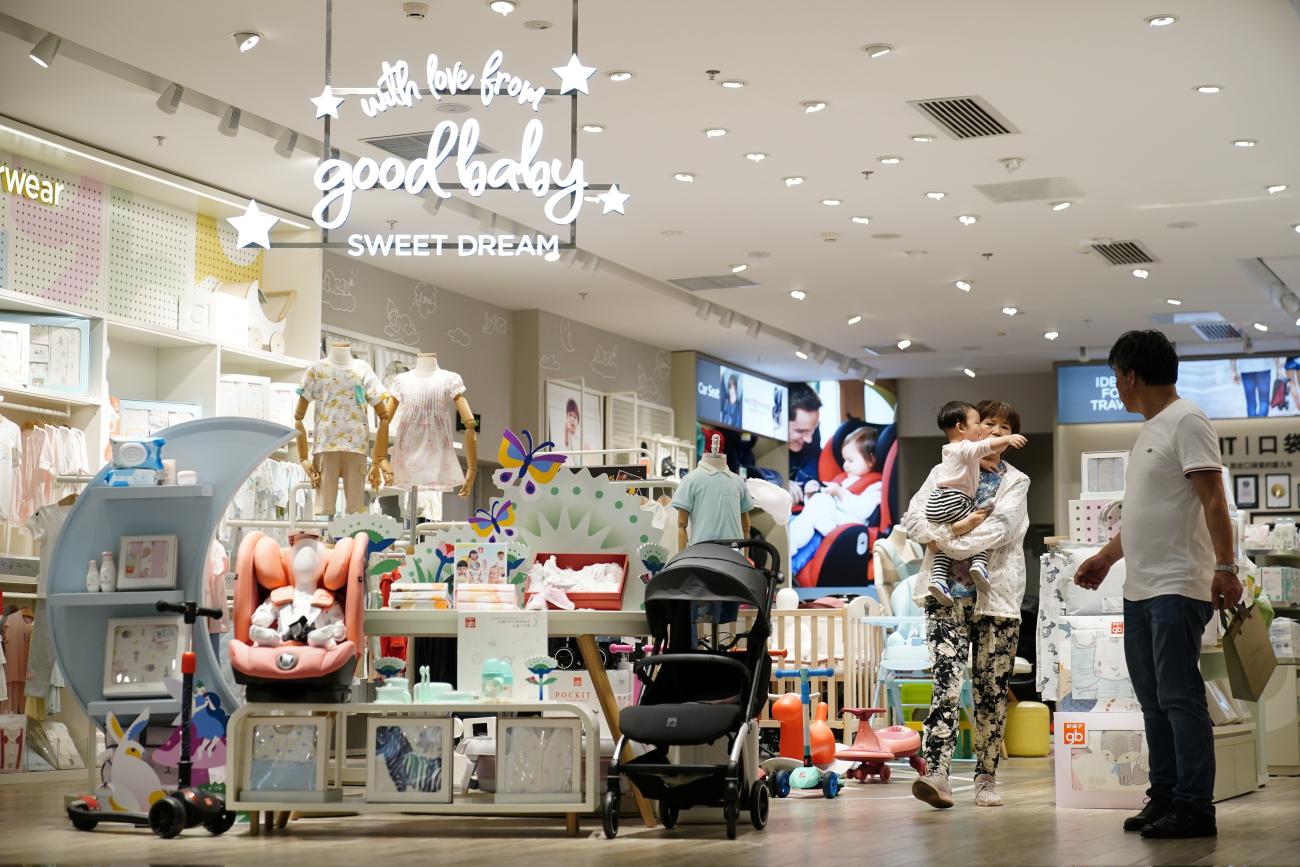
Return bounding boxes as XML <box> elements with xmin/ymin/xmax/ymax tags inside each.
<box><xmin>677</xmin><ymin>509</ymin><xmax>690</xmax><ymax>550</ymax></box>
<box><xmin>294</xmin><ymin>396</ymin><xmax>320</xmax><ymax>486</ymax></box>
<box><xmin>369</xmin><ymin>395</ymin><xmax>397</xmax><ymax>491</ymax></box>
<box><xmin>742</xmin><ymin>512</ymin><xmax>751</xmax><ymax>538</ymax></box>
<box><xmin>455</xmin><ymin>393</ymin><xmax>478</xmax><ymax>499</ymax></box>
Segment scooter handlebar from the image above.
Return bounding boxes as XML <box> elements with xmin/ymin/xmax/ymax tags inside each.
<box><xmin>156</xmin><ymin>600</ymin><xmax>223</xmax><ymax>620</ymax></box>
<box><xmin>774</xmin><ymin>667</ymin><xmax>835</xmax><ymax>679</ymax></box>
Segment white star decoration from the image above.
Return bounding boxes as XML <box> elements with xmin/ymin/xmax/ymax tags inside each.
<box><xmin>227</xmin><ymin>200</ymin><xmax>280</xmax><ymax>249</ymax></box>
<box><xmin>311</xmin><ymin>85</ymin><xmax>344</xmax><ymax>119</ymax></box>
<box><xmin>552</xmin><ymin>54</ymin><xmax>597</xmax><ymax>95</ymax></box>
<box><xmin>597</xmin><ymin>184</ymin><xmax>629</xmax><ymax>215</ymax></box>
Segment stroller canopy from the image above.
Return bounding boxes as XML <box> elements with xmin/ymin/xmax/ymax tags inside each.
<box><xmin>644</xmin><ymin>542</ymin><xmax>774</xmax><ymax>641</ymax></box>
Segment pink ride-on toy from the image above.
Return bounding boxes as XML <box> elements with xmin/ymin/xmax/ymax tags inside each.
<box><xmin>839</xmin><ymin>707</ymin><xmax>925</xmax><ymax>783</ymax></box>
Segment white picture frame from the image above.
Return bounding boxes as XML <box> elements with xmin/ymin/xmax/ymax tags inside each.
<box><xmin>1054</xmin><ymin>712</ymin><xmax>1148</xmax><ymax>809</ymax></box>
<box><xmin>242</xmin><ymin>716</ymin><xmax>329</xmax><ymax>798</ymax></box>
<box><xmin>366</xmin><ymin>717</ymin><xmax>453</xmax><ymax>803</ymax></box>
<box><xmin>0</xmin><ymin>321</ymin><xmax>31</xmax><ymax>388</ymax></box>
<box><xmin>1265</xmin><ymin>473</ymin><xmax>1292</xmax><ymax>510</ymax></box>
<box><xmin>545</xmin><ymin>380</ymin><xmax>603</xmax><ymax>465</ymax></box>
<box><xmin>1080</xmin><ymin>451</ymin><xmax>1129</xmax><ymax>501</ymax></box>
<box><xmin>118</xmin><ymin>535</ymin><xmax>179</xmax><ymax>590</ymax></box>
<box><xmin>102</xmin><ymin>617</ymin><xmax>184</xmax><ymax>697</ymax></box>
<box><xmin>495</xmin><ymin>717</ymin><xmax>582</xmax><ymax>804</ymax></box>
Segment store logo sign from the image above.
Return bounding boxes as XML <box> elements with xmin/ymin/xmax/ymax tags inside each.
<box><xmin>1062</xmin><ymin>721</ymin><xmax>1086</xmax><ymax>746</ymax></box>
<box><xmin>0</xmin><ymin>164</ymin><xmax>64</xmax><ymax>206</ymax></box>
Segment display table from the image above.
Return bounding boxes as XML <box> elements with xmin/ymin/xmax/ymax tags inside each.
<box><xmin>1262</xmin><ymin>658</ymin><xmax>1300</xmax><ymax>776</ymax></box>
<box><xmin>226</xmin><ymin>701</ymin><xmax>598</xmax><ymax>836</ymax></box>
<box><xmin>1200</xmin><ymin>646</ymin><xmax>1265</xmax><ymax>798</ymax></box>
<box><xmin>364</xmin><ymin>608</ymin><xmax>656</xmax><ymax>828</ymax></box>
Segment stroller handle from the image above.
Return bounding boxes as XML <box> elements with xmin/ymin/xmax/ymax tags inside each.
<box><xmin>723</xmin><ymin>537</ymin><xmax>781</xmax><ymax>577</ymax></box>
<box><xmin>634</xmin><ymin>653</ymin><xmax>751</xmax><ymax>686</ymax></box>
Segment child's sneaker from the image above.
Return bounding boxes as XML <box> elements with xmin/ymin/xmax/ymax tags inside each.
<box><xmin>926</xmin><ymin>578</ymin><xmax>954</xmax><ymax>606</ymax></box>
<box><xmin>970</xmin><ymin>562</ymin><xmax>991</xmax><ymax>595</ymax></box>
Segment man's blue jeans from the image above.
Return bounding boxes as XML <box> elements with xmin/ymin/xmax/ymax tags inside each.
<box><xmin>1123</xmin><ymin>595</ymin><xmax>1216</xmax><ymax>814</ymax></box>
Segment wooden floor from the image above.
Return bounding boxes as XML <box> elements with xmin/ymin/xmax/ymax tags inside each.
<box><xmin>3</xmin><ymin>760</ymin><xmax>1298</xmax><ymax>866</ymax></box>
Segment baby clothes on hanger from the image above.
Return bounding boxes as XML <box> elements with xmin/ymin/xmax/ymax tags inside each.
<box><xmin>1</xmin><ymin>612</ymin><xmax>32</xmax><ymax>714</ymax></box>
<box><xmin>0</xmin><ymin>415</ymin><xmax>22</xmax><ymax>526</ymax></box>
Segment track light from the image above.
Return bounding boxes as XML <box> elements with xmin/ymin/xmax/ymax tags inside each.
<box><xmin>274</xmin><ymin>128</ymin><xmax>298</xmax><ymax>158</ymax></box>
<box><xmin>838</xmin><ymin>357</ymin><xmax>853</xmax><ymax>374</ymax></box>
<box><xmin>746</xmin><ymin>319</ymin><xmax>761</xmax><ymax>337</ymax></box>
<box><xmin>718</xmin><ymin>309</ymin><xmax>735</xmax><ymax>328</ymax></box>
<box><xmin>218</xmin><ymin>105</ymin><xmax>242</xmax><ymax>137</ymax></box>
<box><xmin>1078</xmin><ymin>346</ymin><xmax>1090</xmax><ymax>363</ymax></box>
<box><xmin>813</xmin><ymin>347</ymin><xmax>828</xmax><ymax>365</ymax></box>
<box><xmin>156</xmin><ymin>82</ymin><xmax>184</xmax><ymax>114</ymax></box>
<box><xmin>29</xmin><ymin>33</ymin><xmax>61</xmax><ymax>68</ymax></box>
<box><xmin>863</xmin><ymin>366</ymin><xmax>878</xmax><ymax>386</ymax></box>
<box><xmin>696</xmin><ymin>302</ymin><xmax>713</xmax><ymax>320</ymax></box>
<box><xmin>423</xmin><ymin>194</ymin><xmax>444</xmax><ymax>216</ymax></box>
<box><xmin>795</xmin><ymin>341</ymin><xmax>812</xmax><ymax>360</ymax></box>
<box><xmin>234</xmin><ymin>31</ymin><xmax>263</xmax><ymax>53</ymax></box>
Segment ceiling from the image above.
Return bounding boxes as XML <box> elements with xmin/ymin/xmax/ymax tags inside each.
<box><xmin>1</xmin><ymin>0</ymin><xmax>1299</xmax><ymax>382</ymax></box>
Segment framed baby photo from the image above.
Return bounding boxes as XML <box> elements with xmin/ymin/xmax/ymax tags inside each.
<box><xmin>366</xmin><ymin>717</ymin><xmax>453</xmax><ymax>803</ymax></box>
<box><xmin>453</xmin><ymin>542</ymin><xmax>508</xmax><ymax>586</ymax></box>
<box><xmin>1264</xmin><ymin>473</ymin><xmax>1291</xmax><ymax>510</ymax></box>
<box><xmin>117</xmin><ymin>534</ymin><xmax>179</xmax><ymax>590</ymax></box>
<box><xmin>102</xmin><ymin>617</ymin><xmax>184</xmax><ymax>697</ymax></box>
<box><xmin>242</xmin><ymin>716</ymin><xmax>330</xmax><ymax>801</ymax></box>
<box><xmin>1234</xmin><ymin>474</ymin><xmax>1259</xmax><ymax>510</ymax></box>
<box><xmin>495</xmin><ymin>717</ymin><xmax>583</xmax><ymax>804</ymax></box>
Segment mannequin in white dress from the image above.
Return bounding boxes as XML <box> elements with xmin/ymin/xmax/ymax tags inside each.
<box><xmin>388</xmin><ymin>352</ymin><xmax>478</xmax><ymax>498</ymax></box>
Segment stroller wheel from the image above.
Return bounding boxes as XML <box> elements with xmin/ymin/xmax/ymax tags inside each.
<box><xmin>660</xmin><ymin>802</ymin><xmax>679</xmax><ymax>829</ymax></box>
<box><xmin>749</xmin><ymin>782</ymin><xmax>769</xmax><ymax>831</ymax></box>
<box><xmin>774</xmin><ymin>770</ymin><xmax>791</xmax><ymax>799</ymax></box>
<box><xmin>723</xmin><ymin>786</ymin><xmax>739</xmax><ymax>840</ymax></box>
<box><xmin>602</xmin><ymin>791</ymin><xmax>620</xmax><ymax>839</ymax></box>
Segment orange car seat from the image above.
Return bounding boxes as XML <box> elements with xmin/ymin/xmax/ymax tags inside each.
<box><xmin>229</xmin><ymin>531</ymin><xmax>367</xmax><ymax>702</ymax></box>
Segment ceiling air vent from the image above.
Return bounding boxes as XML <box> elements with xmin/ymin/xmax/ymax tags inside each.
<box><xmin>908</xmin><ymin>96</ymin><xmax>1019</xmax><ymax>140</ymax></box>
<box><xmin>863</xmin><ymin>342</ymin><xmax>936</xmax><ymax>355</ymax></box>
<box><xmin>1191</xmin><ymin>323</ymin><xmax>1243</xmax><ymax>342</ymax></box>
<box><xmin>362</xmin><ymin>131</ymin><xmax>495</xmax><ymax>160</ymax></box>
<box><xmin>1090</xmin><ymin>240</ymin><xmax>1157</xmax><ymax>266</ymax></box>
<box><xmin>668</xmin><ymin>275</ymin><xmax>759</xmax><ymax>292</ymax></box>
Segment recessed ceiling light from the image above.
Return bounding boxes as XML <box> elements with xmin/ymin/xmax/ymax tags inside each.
<box><xmin>234</xmin><ymin>31</ymin><xmax>262</xmax><ymax>53</ymax></box>
<box><xmin>821</xmin><ymin>198</ymin><xmax>841</xmax><ymax>206</ymax></box>
<box><xmin>704</xmin><ymin>128</ymin><xmax>727</xmax><ymax>138</ymax></box>
<box><xmin>1195</xmin><ymin>84</ymin><xmax>1222</xmax><ymax>94</ymax></box>
<box><xmin>955</xmin><ymin>280</ymin><xmax>972</xmax><ymax>292</ymax></box>
<box><xmin>963</xmin><ymin>368</ymin><xmax>976</xmax><ymax>378</ymax></box>
<box><xmin>957</xmin><ymin>214</ymin><xmax>979</xmax><ymax>226</ymax></box>
<box><xmin>789</xmin><ymin>289</ymin><xmax>807</xmax><ymax>301</ymax></box>
<box><xmin>745</xmin><ymin>152</ymin><xmax>767</xmax><ymax>162</ymax></box>
<box><xmin>1253</xmin><ymin>322</ymin><xmax>1269</xmax><ymax>332</ymax></box>
<box><xmin>1293</xmin><ymin>224</ymin><xmax>1300</xmax><ymax>234</ymax></box>
<box><xmin>436</xmin><ymin>102</ymin><xmax>471</xmax><ymax>113</ymax></box>
<box><xmin>730</xmin><ymin>264</ymin><xmax>748</xmax><ymax>274</ymax></box>
<box><xmin>673</xmin><ymin>172</ymin><xmax>695</xmax><ymax>183</ymax></box>
<box><xmin>905</xmin><ymin>250</ymin><xmax>927</xmax><ymax>257</ymax></box>
<box><xmin>911</xmin><ymin>134</ymin><xmax>935</xmax><ymax>143</ymax></box>
<box><xmin>784</xmin><ymin>176</ymin><xmax>804</xmax><ymax>187</ymax></box>
<box><xmin>1233</xmin><ymin>139</ymin><xmax>1258</xmax><ymax>148</ymax></box>
<box><xmin>802</xmin><ymin>100</ymin><xmax>828</xmax><ymax>113</ymax></box>
<box><xmin>607</xmin><ymin>70</ymin><xmax>634</xmax><ymax>81</ymax></box>
<box><xmin>878</xmin><ymin>155</ymin><xmax>902</xmax><ymax>165</ymax></box>
<box><xmin>1166</xmin><ymin>298</ymin><xmax>1182</xmax><ymax>305</ymax></box>
<box><xmin>661</xmin><ymin>229</ymin><xmax>683</xmax><ymax>237</ymax></box>
<box><xmin>925</xmin><ymin>191</ymin><xmax>946</xmax><ymax>200</ymax></box>
<box><xmin>896</xmin><ymin>338</ymin><xmax>912</xmax><ymax>350</ymax></box>
<box><xmin>1267</xmin><ymin>184</ymin><xmax>1287</xmax><ymax>194</ymax></box>
<box><xmin>1051</xmin><ymin>201</ymin><xmax>1072</xmax><ymax>211</ymax></box>
<box><xmin>1043</xmin><ymin>331</ymin><xmax>1059</xmax><ymax>341</ymax></box>
<box><xmin>872</xmin><ymin>233</ymin><xmax>901</xmax><ymax>240</ymax></box>
<box><xmin>1002</xmin><ymin>306</ymin><xmax>1019</xmax><ymax>316</ymax></box>
<box><xmin>862</xmin><ymin>43</ymin><xmax>894</xmax><ymax>58</ymax></box>
<box><xmin>1146</xmin><ymin>14</ymin><xmax>1178</xmax><ymax>26</ymax></box>
<box><xmin>581</xmin><ymin>123</ymin><xmax>604</xmax><ymax>133</ymax></box>
<box><xmin>721</xmin><ymin>79</ymin><xmax>746</xmax><ymax>89</ymax></box>
<box><xmin>847</xmin><ymin>314</ymin><xmax>863</xmax><ymax>325</ymax></box>
<box><xmin>795</xmin><ymin>350</ymin><xmax>809</xmax><ymax>360</ymax></box>
<box><xmin>1167</xmin><ymin>220</ymin><xmax>1197</xmax><ymax>229</ymax></box>
<box><xmin>544</xmin><ymin>250</ymin><xmax>561</xmax><ymax>262</ymax></box>
<box><xmin>1132</xmin><ymin>268</ymin><xmax>1150</xmax><ymax>279</ymax></box>
<box><xmin>850</xmin><ymin>216</ymin><xmax>871</xmax><ymax>225</ymax></box>
<box><xmin>29</xmin><ymin>32</ymin><xmax>60</xmax><ymax>67</ymax></box>
<box><xmin>488</xmin><ymin>0</ymin><xmax>517</xmax><ymax>14</ymax></box>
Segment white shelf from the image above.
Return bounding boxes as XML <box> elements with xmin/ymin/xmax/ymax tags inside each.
<box><xmin>0</xmin><ymin>384</ymin><xmax>100</xmax><ymax>409</ymax></box>
<box><xmin>219</xmin><ymin>345</ymin><xmax>311</xmax><ymax>373</ymax></box>
<box><xmin>364</xmin><ymin>609</ymin><xmax>650</xmax><ymax>637</ymax></box>
<box><xmin>56</xmin><ymin>589</ymin><xmax>184</xmax><ymax>607</ymax></box>
<box><xmin>0</xmin><ymin>554</ymin><xmax>40</xmax><ymax>579</ymax></box>
<box><xmin>96</xmin><ymin>484</ymin><xmax>213</xmax><ymax>499</ymax></box>
<box><xmin>106</xmin><ymin>318</ymin><xmax>206</xmax><ymax>349</ymax></box>
<box><xmin>86</xmin><ymin>698</ymin><xmax>180</xmax><ymax>719</ymax></box>
<box><xmin>1213</xmin><ymin>722</ymin><xmax>1257</xmax><ymax>737</ymax></box>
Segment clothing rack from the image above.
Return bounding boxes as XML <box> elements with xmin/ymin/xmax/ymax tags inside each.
<box><xmin>0</xmin><ymin>401</ymin><xmax>72</xmax><ymax>421</ymax></box>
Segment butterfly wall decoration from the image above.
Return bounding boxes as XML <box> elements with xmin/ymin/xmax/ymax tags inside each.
<box><xmin>469</xmin><ymin>498</ymin><xmax>516</xmax><ymax>543</ymax></box>
<box><xmin>497</xmin><ymin>428</ymin><xmax>567</xmax><ymax>495</ymax></box>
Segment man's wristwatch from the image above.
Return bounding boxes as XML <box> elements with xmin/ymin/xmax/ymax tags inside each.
<box><xmin>1214</xmin><ymin>563</ymin><xmax>1239</xmax><ymax>575</ymax></box>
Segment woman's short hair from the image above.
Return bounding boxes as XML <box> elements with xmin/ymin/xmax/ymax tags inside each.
<box><xmin>976</xmin><ymin>399</ymin><xmax>1021</xmax><ymax>434</ymax></box>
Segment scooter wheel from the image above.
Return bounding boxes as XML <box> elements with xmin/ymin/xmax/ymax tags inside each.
<box><xmin>602</xmin><ymin>790</ymin><xmax>620</xmax><ymax>839</ymax></box>
<box><xmin>822</xmin><ymin>772</ymin><xmax>840</xmax><ymax>799</ymax></box>
<box><xmin>774</xmin><ymin>770</ymin><xmax>791</xmax><ymax>799</ymax></box>
<box><xmin>68</xmin><ymin>804</ymin><xmax>97</xmax><ymax>832</ymax></box>
<box><xmin>149</xmin><ymin>796</ymin><xmax>187</xmax><ymax>838</ymax></box>
<box><xmin>204</xmin><ymin>810</ymin><xmax>237</xmax><ymax>835</ymax></box>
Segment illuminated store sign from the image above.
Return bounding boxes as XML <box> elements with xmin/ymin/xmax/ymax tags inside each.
<box><xmin>229</xmin><ymin>50</ymin><xmax>628</xmax><ymax>256</ymax></box>
<box><xmin>0</xmin><ymin>163</ymin><xmax>63</xmax><ymax>206</ymax></box>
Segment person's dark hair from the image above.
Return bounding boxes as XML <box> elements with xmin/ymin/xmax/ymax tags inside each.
<box><xmin>726</xmin><ymin>374</ymin><xmax>739</xmax><ymax>392</ymax></box>
<box><xmin>565</xmin><ymin>398</ymin><xmax>579</xmax><ymax>416</ymax></box>
<box><xmin>788</xmin><ymin>382</ymin><xmax>821</xmax><ymax>420</ymax></box>
<box><xmin>976</xmin><ymin>399</ymin><xmax>1022</xmax><ymax>435</ymax></box>
<box><xmin>1107</xmin><ymin>329</ymin><xmax>1179</xmax><ymax>386</ymax></box>
<box><xmin>937</xmin><ymin>400</ymin><xmax>975</xmax><ymax>432</ymax></box>
<box><xmin>842</xmin><ymin>426</ymin><xmax>878</xmax><ymax>466</ymax></box>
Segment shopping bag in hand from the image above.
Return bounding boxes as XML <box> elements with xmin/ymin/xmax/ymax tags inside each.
<box><xmin>1221</xmin><ymin>602</ymin><xmax>1277</xmax><ymax>701</ymax></box>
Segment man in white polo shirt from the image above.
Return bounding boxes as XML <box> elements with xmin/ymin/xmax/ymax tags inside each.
<box><xmin>1075</xmin><ymin>330</ymin><xmax>1242</xmax><ymax>839</ymax></box>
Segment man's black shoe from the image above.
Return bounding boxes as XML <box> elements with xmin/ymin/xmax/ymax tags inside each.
<box><xmin>1123</xmin><ymin>797</ymin><xmax>1172</xmax><ymax>832</ymax></box>
<box><xmin>1140</xmin><ymin>803</ymin><xmax>1217</xmax><ymax>839</ymax></box>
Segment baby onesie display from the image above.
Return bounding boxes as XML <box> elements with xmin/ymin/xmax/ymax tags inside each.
<box><xmin>298</xmin><ymin>360</ymin><xmax>386</xmax><ymax>455</ymax></box>
<box><xmin>389</xmin><ymin>368</ymin><xmax>466</xmax><ymax>491</ymax></box>
<box><xmin>671</xmin><ymin>462</ymin><xmax>752</xmax><ymax>544</ymax></box>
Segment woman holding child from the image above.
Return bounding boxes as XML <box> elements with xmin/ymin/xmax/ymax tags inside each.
<box><xmin>900</xmin><ymin>399</ymin><xmax>1031</xmax><ymax>809</ymax></box>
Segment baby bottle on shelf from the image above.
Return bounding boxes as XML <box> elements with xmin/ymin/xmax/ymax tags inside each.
<box><xmin>85</xmin><ymin>560</ymin><xmax>99</xmax><ymax>593</ymax></box>
<box><xmin>99</xmin><ymin>552</ymin><xmax>117</xmax><ymax>593</ymax></box>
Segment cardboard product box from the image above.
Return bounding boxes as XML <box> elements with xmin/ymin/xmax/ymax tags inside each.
<box><xmin>1054</xmin><ymin>712</ymin><xmax>1148</xmax><ymax>809</ymax></box>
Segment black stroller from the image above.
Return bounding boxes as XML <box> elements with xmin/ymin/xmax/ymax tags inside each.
<box><xmin>604</xmin><ymin>539</ymin><xmax>779</xmax><ymax>840</ymax></box>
